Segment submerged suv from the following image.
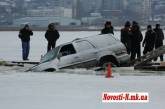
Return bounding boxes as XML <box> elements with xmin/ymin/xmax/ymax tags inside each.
<box><xmin>30</xmin><ymin>34</ymin><xmax>130</xmax><ymax>72</ymax></box>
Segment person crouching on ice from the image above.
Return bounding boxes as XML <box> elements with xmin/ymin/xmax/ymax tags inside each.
<box><xmin>45</xmin><ymin>23</ymin><xmax>60</xmax><ymax>52</ymax></box>
<box><xmin>18</xmin><ymin>24</ymin><xmax>33</xmax><ymax>61</ymax></box>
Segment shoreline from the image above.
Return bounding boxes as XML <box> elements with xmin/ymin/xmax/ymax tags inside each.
<box><xmin>0</xmin><ymin>26</ymin><xmax>149</xmax><ymax>31</ymax></box>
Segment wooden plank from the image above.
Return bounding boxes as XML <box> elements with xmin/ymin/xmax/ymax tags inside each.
<box><xmin>11</xmin><ymin>61</ymin><xmax>39</xmax><ymax>65</ymax></box>
<box><xmin>131</xmin><ymin>45</ymin><xmax>165</xmax><ymax>67</ymax></box>
<box><xmin>134</xmin><ymin>65</ymin><xmax>165</xmax><ymax>71</ymax></box>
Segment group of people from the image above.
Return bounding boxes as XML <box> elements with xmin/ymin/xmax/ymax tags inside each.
<box><xmin>18</xmin><ymin>21</ymin><xmax>164</xmax><ymax>62</ymax></box>
<box><xmin>18</xmin><ymin>23</ymin><xmax>60</xmax><ymax>60</ymax></box>
<box><xmin>101</xmin><ymin>21</ymin><xmax>164</xmax><ymax>61</ymax></box>
<box><xmin>121</xmin><ymin>21</ymin><xmax>164</xmax><ymax>61</ymax></box>
<box><xmin>121</xmin><ymin>21</ymin><xmax>143</xmax><ymax>61</ymax></box>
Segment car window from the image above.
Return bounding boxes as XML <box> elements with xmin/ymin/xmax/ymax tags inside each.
<box><xmin>40</xmin><ymin>46</ymin><xmax>60</xmax><ymax>63</ymax></box>
<box><xmin>74</xmin><ymin>40</ymin><xmax>94</xmax><ymax>52</ymax></box>
<box><xmin>59</xmin><ymin>44</ymin><xmax>76</xmax><ymax>57</ymax></box>
<box><xmin>90</xmin><ymin>35</ymin><xmax>117</xmax><ymax>48</ymax></box>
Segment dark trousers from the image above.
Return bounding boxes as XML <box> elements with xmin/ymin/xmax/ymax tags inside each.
<box><xmin>154</xmin><ymin>42</ymin><xmax>164</xmax><ymax>61</ymax></box>
<box><xmin>143</xmin><ymin>46</ymin><xmax>153</xmax><ymax>55</ymax></box>
<box><xmin>126</xmin><ymin>41</ymin><xmax>131</xmax><ymax>55</ymax></box>
<box><xmin>131</xmin><ymin>44</ymin><xmax>141</xmax><ymax>61</ymax></box>
<box><xmin>47</xmin><ymin>41</ymin><xmax>56</xmax><ymax>52</ymax></box>
<box><xmin>125</xmin><ymin>43</ymin><xmax>131</xmax><ymax>55</ymax></box>
<box><xmin>22</xmin><ymin>41</ymin><xmax>30</xmax><ymax>60</ymax></box>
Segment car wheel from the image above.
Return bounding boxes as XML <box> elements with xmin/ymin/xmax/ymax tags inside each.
<box><xmin>102</xmin><ymin>62</ymin><xmax>116</xmax><ymax>68</ymax></box>
<box><xmin>100</xmin><ymin>57</ymin><xmax>119</xmax><ymax>68</ymax></box>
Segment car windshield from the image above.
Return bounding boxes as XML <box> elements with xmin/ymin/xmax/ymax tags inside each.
<box><xmin>40</xmin><ymin>46</ymin><xmax>60</xmax><ymax>63</ymax></box>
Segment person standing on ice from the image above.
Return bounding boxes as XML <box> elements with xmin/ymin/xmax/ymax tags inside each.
<box><xmin>154</xmin><ymin>24</ymin><xmax>164</xmax><ymax>61</ymax></box>
<box><xmin>120</xmin><ymin>21</ymin><xmax>132</xmax><ymax>54</ymax></box>
<box><xmin>101</xmin><ymin>21</ymin><xmax>114</xmax><ymax>35</ymax></box>
<box><xmin>142</xmin><ymin>25</ymin><xmax>156</xmax><ymax>55</ymax></box>
<box><xmin>130</xmin><ymin>21</ymin><xmax>143</xmax><ymax>61</ymax></box>
<box><xmin>18</xmin><ymin>24</ymin><xmax>33</xmax><ymax>60</ymax></box>
<box><xmin>45</xmin><ymin>23</ymin><xmax>60</xmax><ymax>52</ymax></box>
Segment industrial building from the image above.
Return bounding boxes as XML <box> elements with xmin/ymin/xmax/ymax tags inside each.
<box><xmin>13</xmin><ymin>16</ymin><xmax>81</xmax><ymax>27</ymax></box>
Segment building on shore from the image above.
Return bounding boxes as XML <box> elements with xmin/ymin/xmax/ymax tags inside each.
<box><xmin>122</xmin><ymin>0</ymin><xmax>151</xmax><ymax>23</ymax></box>
<box><xmin>101</xmin><ymin>0</ymin><xmax>124</xmax><ymax>18</ymax></box>
<box><xmin>27</xmin><ymin>7</ymin><xmax>72</xmax><ymax>18</ymax></box>
<box><xmin>13</xmin><ymin>16</ymin><xmax>81</xmax><ymax>27</ymax></box>
<box><xmin>0</xmin><ymin>1</ymin><xmax>13</xmax><ymax>25</ymax></box>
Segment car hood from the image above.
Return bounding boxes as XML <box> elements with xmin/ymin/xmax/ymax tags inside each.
<box><xmin>29</xmin><ymin>59</ymin><xmax>59</xmax><ymax>72</ymax></box>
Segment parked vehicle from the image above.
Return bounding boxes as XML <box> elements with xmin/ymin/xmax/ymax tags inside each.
<box><xmin>30</xmin><ymin>34</ymin><xmax>130</xmax><ymax>72</ymax></box>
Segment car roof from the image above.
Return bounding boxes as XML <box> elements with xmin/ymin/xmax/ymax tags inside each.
<box><xmin>73</xmin><ymin>34</ymin><xmax>120</xmax><ymax>47</ymax></box>
<box><xmin>57</xmin><ymin>33</ymin><xmax>119</xmax><ymax>48</ymax></box>
<box><xmin>72</xmin><ymin>33</ymin><xmax>115</xmax><ymax>42</ymax></box>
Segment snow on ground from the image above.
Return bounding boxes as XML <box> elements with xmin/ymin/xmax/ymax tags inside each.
<box><xmin>0</xmin><ymin>72</ymin><xmax>164</xmax><ymax>109</ymax></box>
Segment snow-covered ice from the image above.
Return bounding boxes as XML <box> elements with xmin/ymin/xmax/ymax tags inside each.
<box><xmin>0</xmin><ymin>72</ymin><xmax>164</xmax><ymax>109</ymax></box>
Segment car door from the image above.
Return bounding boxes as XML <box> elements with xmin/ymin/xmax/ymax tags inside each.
<box><xmin>57</xmin><ymin>43</ymin><xmax>82</xmax><ymax>69</ymax></box>
<box><xmin>73</xmin><ymin>40</ymin><xmax>98</xmax><ymax>68</ymax></box>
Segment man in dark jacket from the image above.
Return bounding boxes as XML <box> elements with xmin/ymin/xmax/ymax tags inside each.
<box><xmin>130</xmin><ymin>22</ymin><xmax>143</xmax><ymax>61</ymax></box>
<box><xmin>154</xmin><ymin>24</ymin><xmax>164</xmax><ymax>61</ymax></box>
<box><xmin>121</xmin><ymin>21</ymin><xmax>132</xmax><ymax>54</ymax></box>
<box><xmin>45</xmin><ymin>23</ymin><xmax>60</xmax><ymax>52</ymax></box>
<box><xmin>19</xmin><ymin>24</ymin><xmax>33</xmax><ymax>60</ymax></box>
<box><xmin>101</xmin><ymin>21</ymin><xmax>114</xmax><ymax>35</ymax></box>
<box><xmin>143</xmin><ymin>25</ymin><xmax>156</xmax><ymax>55</ymax></box>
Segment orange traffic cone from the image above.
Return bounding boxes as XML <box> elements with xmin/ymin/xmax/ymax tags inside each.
<box><xmin>106</xmin><ymin>64</ymin><xmax>111</xmax><ymax>78</ymax></box>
